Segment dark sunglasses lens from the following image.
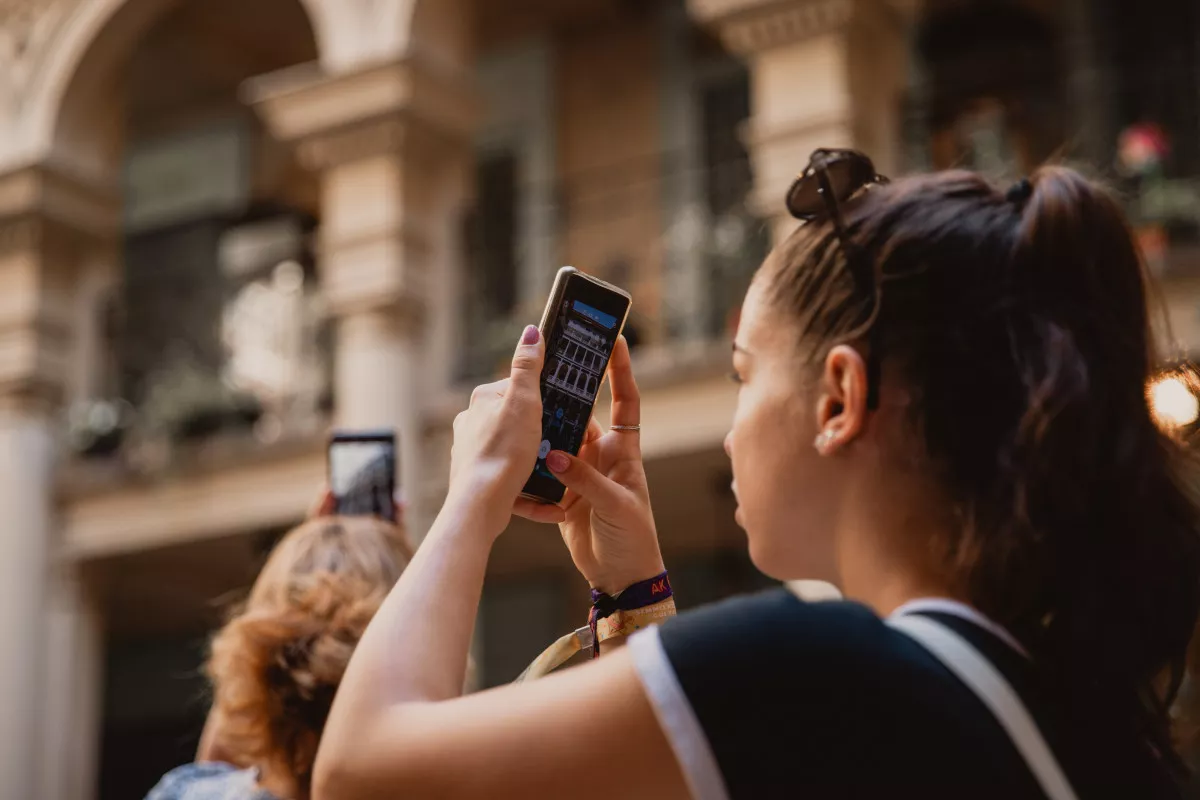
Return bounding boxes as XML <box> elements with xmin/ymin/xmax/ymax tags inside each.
<box><xmin>786</xmin><ymin>152</ymin><xmax>879</xmax><ymax>219</ymax></box>
<box><xmin>786</xmin><ymin>170</ymin><xmax>825</xmax><ymax>219</ymax></box>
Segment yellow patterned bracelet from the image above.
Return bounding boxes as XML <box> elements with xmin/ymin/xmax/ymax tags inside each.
<box><xmin>595</xmin><ymin>596</ymin><xmax>677</xmax><ymax>642</ymax></box>
<box><xmin>515</xmin><ymin>596</ymin><xmax>678</xmax><ymax>682</ymax></box>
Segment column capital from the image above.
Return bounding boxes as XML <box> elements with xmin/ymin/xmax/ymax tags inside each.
<box><xmin>0</xmin><ymin>164</ymin><xmax>118</xmax><ymax>247</ymax></box>
<box><xmin>0</xmin><ymin>215</ymin><xmax>75</xmax><ymax>413</ymax></box>
<box><xmin>246</xmin><ymin>57</ymin><xmax>477</xmax><ymax>170</ymax></box>
<box><xmin>294</xmin><ymin>113</ymin><xmax>467</xmax><ymax>175</ymax></box>
<box><xmin>0</xmin><ymin>165</ymin><xmax>116</xmax><ymax>413</ymax></box>
<box><xmin>688</xmin><ymin>0</ymin><xmax>853</xmax><ymax>54</ymax></box>
<box><xmin>688</xmin><ymin>0</ymin><xmax>910</xmax><ymax>55</ymax></box>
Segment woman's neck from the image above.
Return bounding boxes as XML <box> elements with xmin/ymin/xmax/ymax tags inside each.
<box><xmin>834</xmin><ymin>487</ymin><xmax>966</xmax><ymax>617</ymax></box>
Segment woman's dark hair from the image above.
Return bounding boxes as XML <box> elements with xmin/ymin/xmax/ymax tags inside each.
<box><xmin>763</xmin><ymin>166</ymin><xmax>1200</xmax><ymax>774</ymax></box>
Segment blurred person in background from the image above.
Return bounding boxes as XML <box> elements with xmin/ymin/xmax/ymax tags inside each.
<box><xmin>310</xmin><ymin>153</ymin><xmax>1200</xmax><ymax>799</ymax></box>
<box><xmin>146</xmin><ymin>506</ymin><xmax>410</xmax><ymax>800</ymax></box>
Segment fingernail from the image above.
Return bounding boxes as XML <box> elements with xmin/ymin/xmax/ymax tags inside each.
<box><xmin>547</xmin><ymin>451</ymin><xmax>569</xmax><ymax>473</ymax></box>
<box><xmin>521</xmin><ymin>325</ymin><xmax>540</xmax><ymax>345</ymax></box>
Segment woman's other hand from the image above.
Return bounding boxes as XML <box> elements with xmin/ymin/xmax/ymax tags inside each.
<box><xmin>520</xmin><ymin>337</ymin><xmax>664</xmax><ymax>595</ymax></box>
<box><xmin>448</xmin><ymin>326</ymin><xmax>565</xmax><ymax>536</ymax></box>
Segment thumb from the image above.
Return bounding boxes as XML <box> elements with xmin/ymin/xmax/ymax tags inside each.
<box><xmin>308</xmin><ymin>487</ymin><xmax>337</xmax><ymax>519</ymax></box>
<box><xmin>546</xmin><ymin>450</ymin><xmax>624</xmax><ymax>508</ymax></box>
<box><xmin>509</xmin><ymin>325</ymin><xmax>545</xmax><ymax>397</ymax></box>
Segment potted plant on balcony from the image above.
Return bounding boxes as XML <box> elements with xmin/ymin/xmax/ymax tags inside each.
<box><xmin>66</xmin><ymin>398</ymin><xmax>134</xmax><ymax>459</ymax></box>
<box><xmin>138</xmin><ymin>357</ymin><xmax>263</xmax><ymax>444</ymax></box>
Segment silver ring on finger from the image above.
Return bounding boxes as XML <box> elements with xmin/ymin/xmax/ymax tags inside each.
<box><xmin>610</xmin><ymin>424</ymin><xmax>641</xmax><ymax>433</ymax></box>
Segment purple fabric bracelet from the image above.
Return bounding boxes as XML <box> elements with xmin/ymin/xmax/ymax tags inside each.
<box><xmin>588</xmin><ymin>571</ymin><xmax>671</xmax><ymax>658</ymax></box>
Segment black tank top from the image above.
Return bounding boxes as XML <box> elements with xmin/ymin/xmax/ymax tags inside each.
<box><xmin>626</xmin><ymin>589</ymin><xmax>1181</xmax><ymax>799</ymax></box>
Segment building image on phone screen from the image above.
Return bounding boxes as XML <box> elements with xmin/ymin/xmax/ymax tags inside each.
<box><xmin>535</xmin><ymin>298</ymin><xmax>620</xmax><ymax>480</ymax></box>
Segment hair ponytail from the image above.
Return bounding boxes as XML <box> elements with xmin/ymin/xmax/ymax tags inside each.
<box><xmin>1008</xmin><ymin>168</ymin><xmax>1200</xmax><ymax>768</ymax></box>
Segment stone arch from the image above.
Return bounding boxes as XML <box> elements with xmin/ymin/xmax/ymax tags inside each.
<box><xmin>17</xmin><ymin>0</ymin><xmax>327</xmax><ymax>179</ymax></box>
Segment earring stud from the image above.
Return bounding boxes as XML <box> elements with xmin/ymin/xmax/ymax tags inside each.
<box><xmin>813</xmin><ymin>430</ymin><xmax>835</xmax><ymax>451</ymax></box>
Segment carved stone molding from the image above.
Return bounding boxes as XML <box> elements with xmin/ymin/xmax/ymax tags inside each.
<box><xmin>0</xmin><ymin>317</ymin><xmax>72</xmax><ymax>414</ymax></box>
<box><xmin>0</xmin><ymin>164</ymin><xmax>119</xmax><ymax>245</ymax></box>
<box><xmin>0</xmin><ymin>215</ymin><xmax>41</xmax><ymax>258</ymax></box>
<box><xmin>296</xmin><ymin>112</ymin><xmax>468</xmax><ymax>172</ymax></box>
<box><xmin>0</xmin><ymin>0</ymin><xmax>82</xmax><ymax>114</ymax></box>
<box><xmin>689</xmin><ymin>0</ymin><xmax>855</xmax><ymax>54</ymax></box>
<box><xmin>0</xmin><ymin>214</ymin><xmax>109</xmax><ymax>269</ymax></box>
<box><xmin>318</xmin><ymin>224</ymin><xmax>432</xmax><ymax>322</ymax></box>
<box><xmin>247</xmin><ymin>56</ymin><xmax>476</xmax><ymax>168</ymax></box>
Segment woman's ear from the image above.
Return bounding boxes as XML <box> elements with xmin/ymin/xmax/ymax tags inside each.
<box><xmin>813</xmin><ymin>345</ymin><xmax>869</xmax><ymax>454</ymax></box>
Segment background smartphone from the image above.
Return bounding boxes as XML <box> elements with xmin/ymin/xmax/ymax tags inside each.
<box><xmin>328</xmin><ymin>429</ymin><xmax>397</xmax><ymax>523</ymax></box>
<box><xmin>522</xmin><ymin>266</ymin><xmax>632</xmax><ymax>504</ymax></box>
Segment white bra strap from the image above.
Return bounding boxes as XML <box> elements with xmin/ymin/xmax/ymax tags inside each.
<box><xmin>888</xmin><ymin>615</ymin><xmax>1080</xmax><ymax>800</ymax></box>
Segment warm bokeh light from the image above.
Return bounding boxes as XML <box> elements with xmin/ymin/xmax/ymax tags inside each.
<box><xmin>1149</xmin><ymin>374</ymin><xmax>1200</xmax><ymax>428</ymax></box>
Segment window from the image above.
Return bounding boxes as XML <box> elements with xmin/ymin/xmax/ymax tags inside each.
<box><xmin>700</xmin><ymin>67</ymin><xmax>754</xmax><ymax>218</ymax></box>
<box><xmin>466</xmin><ymin>150</ymin><xmax>520</xmax><ymax>319</ymax></box>
<box><xmin>696</xmin><ymin>62</ymin><xmax>769</xmax><ymax>337</ymax></box>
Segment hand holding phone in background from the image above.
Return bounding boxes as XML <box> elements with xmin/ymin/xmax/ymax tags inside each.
<box><xmin>327</xmin><ymin>430</ymin><xmax>398</xmax><ymax>523</ymax></box>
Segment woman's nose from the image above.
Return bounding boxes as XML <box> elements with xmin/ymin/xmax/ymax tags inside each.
<box><xmin>723</xmin><ymin>430</ymin><xmax>733</xmax><ymax>458</ymax></box>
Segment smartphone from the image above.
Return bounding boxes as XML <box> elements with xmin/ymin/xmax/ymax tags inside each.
<box><xmin>522</xmin><ymin>266</ymin><xmax>632</xmax><ymax>504</ymax></box>
<box><xmin>328</xmin><ymin>429</ymin><xmax>397</xmax><ymax>523</ymax></box>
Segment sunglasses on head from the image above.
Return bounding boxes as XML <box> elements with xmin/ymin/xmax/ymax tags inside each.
<box><xmin>785</xmin><ymin>148</ymin><xmax>890</xmax><ymax>409</ymax></box>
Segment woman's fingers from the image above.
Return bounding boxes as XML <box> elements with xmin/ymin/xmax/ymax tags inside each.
<box><xmin>546</xmin><ymin>450</ymin><xmax>625</xmax><ymax>510</ymax></box>
<box><xmin>606</xmin><ymin>336</ymin><xmax>641</xmax><ymax>432</ymax></box>
<box><xmin>512</xmin><ymin>497</ymin><xmax>568</xmax><ymax>524</ymax></box>
<box><xmin>503</xmin><ymin>326</ymin><xmax>545</xmax><ymax>414</ymax></box>
<box><xmin>583</xmin><ymin>416</ymin><xmax>604</xmax><ymax>446</ymax></box>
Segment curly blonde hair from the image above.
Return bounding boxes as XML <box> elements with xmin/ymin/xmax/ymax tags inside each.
<box><xmin>206</xmin><ymin>515</ymin><xmax>410</xmax><ymax>789</ymax></box>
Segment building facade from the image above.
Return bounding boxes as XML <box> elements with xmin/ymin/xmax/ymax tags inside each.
<box><xmin>1</xmin><ymin>0</ymin><xmax>1199</xmax><ymax>797</ymax></box>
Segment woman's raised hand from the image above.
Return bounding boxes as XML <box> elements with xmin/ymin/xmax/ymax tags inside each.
<box><xmin>520</xmin><ymin>337</ymin><xmax>664</xmax><ymax>595</ymax></box>
<box><xmin>447</xmin><ymin>326</ymin><xmax>566</xmax><ymax>536</ymax></box>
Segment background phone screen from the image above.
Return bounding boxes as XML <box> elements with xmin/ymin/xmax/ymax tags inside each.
<box><xmin>525</xmin><ymin>278</ymin><xmax>627</xmax><ymax>501</ymax></box>
<box><xmin>330</xmin><ymin>439</ymin><xmax>396</xmax><ymax>522</ymax></box>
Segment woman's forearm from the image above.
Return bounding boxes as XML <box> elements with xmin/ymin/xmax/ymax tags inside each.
<box><xmin>320</xmin><ymin>495</ymin><xmax>496</xmax><ymax>750</ymax></box>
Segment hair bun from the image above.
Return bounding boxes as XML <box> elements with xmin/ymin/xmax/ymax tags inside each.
<box><xmin>1006</xmin><ymin>177</ymin><xmax>1033</xmax><ymax>207</ymax></box>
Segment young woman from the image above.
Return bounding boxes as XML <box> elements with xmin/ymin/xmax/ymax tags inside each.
<box><xmin>146</xmin><ymin>512</ymin><xmax>410</xmax><ymax>800</ymax></box>
<box><xmin>313</xmin><ymin>153</ymin><xmax>1199</xmax><ymax>799</ymax></box>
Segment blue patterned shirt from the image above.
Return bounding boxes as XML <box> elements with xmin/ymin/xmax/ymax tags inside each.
<box><xmin>144</xmin><ymin>762</ymin><xmax>282</xmax><ymax>800</ymax></box>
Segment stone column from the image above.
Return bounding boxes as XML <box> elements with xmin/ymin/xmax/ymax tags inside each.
<box><xmin>0</xmin><ymin>396</ymin><xmax>56</xmax><ymax>800</ymax></box>
<box><xmin>0</xmin><ymin>165</ymin><xmax>115</xmax><ymax>800</ymax></box>
<box><xmin>688</xmin><ymin>0</ymin><xmax>913</xmax><ymax>241</ymax></box>
<box><xmin>249</xmin><ymin>60</ymin><xmax>475</xmax><ymax>539</ymax></box>
<box><xmin>39</xmin><ymin>564</ymin><xmax>104</xmax><ymax>800</ymax></box>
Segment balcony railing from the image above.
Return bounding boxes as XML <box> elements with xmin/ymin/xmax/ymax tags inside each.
<box><xmin>458</xmin><ymin>156</ymin><xmax>767</xmax><ymax>383</ymax></box>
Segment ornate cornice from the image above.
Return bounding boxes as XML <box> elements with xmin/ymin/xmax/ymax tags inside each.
<box><xmin>689</xmin><ymin>0</ymin><xmax>855</xmax><ymax>54</ymax></box>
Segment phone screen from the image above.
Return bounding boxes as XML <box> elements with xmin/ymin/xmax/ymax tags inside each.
<box><xmin>329</xmin><ymin>434</ymin><xmax>396</xmax><ymax>522</ymax></box>
<box><xmin>523</xmin><ymin>272</ymin><xmax>630</xmax><ymax>503</ymax></box>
